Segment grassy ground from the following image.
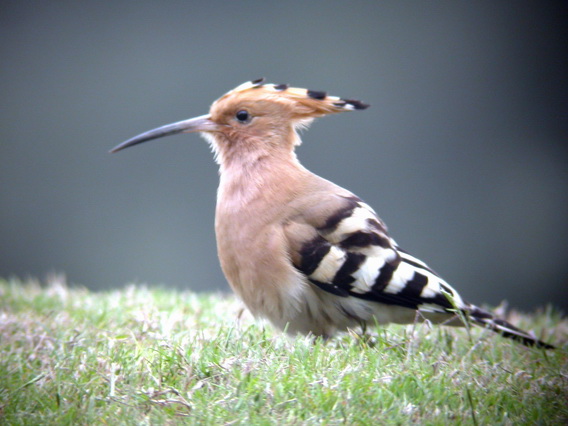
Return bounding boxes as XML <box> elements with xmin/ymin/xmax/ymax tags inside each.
<box><xmin>0</xmin><ymin>278</ymin><xmax>566</xmax><ymax>425</ymax></box>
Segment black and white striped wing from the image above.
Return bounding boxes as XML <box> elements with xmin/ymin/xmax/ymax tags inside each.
<box><xmin>294</xmin><ymin>195</ymin><xmax>555</xmax><ymax>349</ymax></box>
<box><xmin>296</xmin><ymin>196</ymin><xmax>464</xmax><ymax>316</ymax></box>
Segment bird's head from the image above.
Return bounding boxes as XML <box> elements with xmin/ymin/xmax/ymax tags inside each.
<box><xmin>111</xmin><ymin>78</ymin><xmax>368</xmax><ymax>164</ymax></box>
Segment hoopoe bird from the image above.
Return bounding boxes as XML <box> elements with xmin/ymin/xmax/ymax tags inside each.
<box><xmin>112</xmin><ymin>78</ymin><xmax>554</xmax><ymax>349</ymax></box>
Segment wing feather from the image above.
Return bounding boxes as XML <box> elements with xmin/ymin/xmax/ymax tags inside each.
<box><xmin>292</xmin><ymin>195</ymin><xmax>458</xmax><ymax>314</ymax></box>
<box><xmin>287</xmin><ymin>194</ymin><xmax>555</xmax><ymax>348</ymax></box>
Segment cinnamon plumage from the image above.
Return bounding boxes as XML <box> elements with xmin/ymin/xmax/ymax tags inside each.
<box><xmin>112</xmin><ymin>79</ymin><xmax>554</xmax><ymax>349</ymax></box>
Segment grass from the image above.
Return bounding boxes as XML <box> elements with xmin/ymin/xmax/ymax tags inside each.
<box><xmin>0</xmin><ymin>277</ymin><xmax>566</xmax><ymax>425</ymax></box>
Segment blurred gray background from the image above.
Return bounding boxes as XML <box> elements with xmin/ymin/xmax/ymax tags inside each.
<box><xmin>1</xmin><ymin>2</ymin><xmax>566</xmax><ymax>312</ymax></box>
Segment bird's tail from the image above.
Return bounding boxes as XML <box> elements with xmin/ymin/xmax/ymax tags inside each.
<box><xmin>464</xmin><ymin>304</ymin><xmax>555</xmax><ymax>349</ymax></box>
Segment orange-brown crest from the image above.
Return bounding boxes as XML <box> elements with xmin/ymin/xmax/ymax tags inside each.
<box><xmin>211</xmin><ymin>78</ymin><xmax>369</xmax><ymax>124</ymax></box>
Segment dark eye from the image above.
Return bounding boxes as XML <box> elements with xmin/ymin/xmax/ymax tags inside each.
<box><xmin>235</xmin><ymin>110</ymin><xmax>250</xmax><ymax>123</ymax></box>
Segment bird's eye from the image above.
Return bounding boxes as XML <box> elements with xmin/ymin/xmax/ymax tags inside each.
<box><xmin>235</xmin><ymin>110</ymin><xmax>250</xmax><ymax>123</ymax></box>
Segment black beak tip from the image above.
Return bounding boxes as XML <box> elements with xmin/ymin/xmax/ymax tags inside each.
<box><xmin>109</xmin><ymin>145</ymin><xmax>123</xmax><ymax>154</ymax></box>
<box><xmin>109</xmin><ymin>139</ymin><xmax>137</xmax><ymax>154</ymax></box>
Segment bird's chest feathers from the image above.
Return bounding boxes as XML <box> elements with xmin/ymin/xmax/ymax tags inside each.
<box><xmin>215</xmin><ymin>155</ymin><xmax>304</xmax><ymax>240</ymax></box>
<box><xmin>214</xmin><ymin>160</ymin><xmax>306</xmax><ymax>317</ymax></box>
<box><xmin>215</xmin><ymin>163</ymin><xmax>291</xmax><ymax>274</ymax></box>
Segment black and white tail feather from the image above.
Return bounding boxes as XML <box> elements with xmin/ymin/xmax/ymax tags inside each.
<box><xmin>296</xmin><ymin>195</ymin><xmax>555</xmax><ymax>349</ymax></box>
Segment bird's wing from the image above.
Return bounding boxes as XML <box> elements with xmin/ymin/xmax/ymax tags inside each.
<box><xmin>287</xmin><ymin>194</ymin><xmax>463</xmax><ymax>315</ymax></box>
<box><xmin>285</xmin><ymin>194</ymin><xmax>555</xmax><ymax>348</ymax></box>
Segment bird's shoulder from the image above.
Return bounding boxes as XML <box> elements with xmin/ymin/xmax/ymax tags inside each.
<box><xmin>284</xmin><ymin>189</ymin><xmax>394</xmax><ymax>284</ymax></box>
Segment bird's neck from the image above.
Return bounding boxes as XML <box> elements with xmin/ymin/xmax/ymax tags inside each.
<box><xmin>216</xmin><ymin>146</ymin><xmax>308</xmax><ymax>212</ymax></box>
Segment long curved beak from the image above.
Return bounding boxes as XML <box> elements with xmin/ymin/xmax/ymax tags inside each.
<box><xmin>110</xmin><ymin>114</ymin><xmax>216</xmax><ymax>153</ymax></box>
